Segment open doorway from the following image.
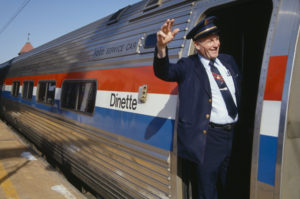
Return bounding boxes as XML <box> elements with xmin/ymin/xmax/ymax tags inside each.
<box><xmin>185</xmin><ymin>0</ymin><xmax>273</xmax><ymax>198</ymax></box>
<box><xmin>205</xmin><ymin>0</ymin><xmax>273</xmax><ymax>198</ymax></box>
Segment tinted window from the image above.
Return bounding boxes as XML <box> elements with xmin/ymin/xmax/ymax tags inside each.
<box><xmin>61</xmin><ymin>80</ymin><xmax>97</xmax><ymax>114</ymax></box>
<box><xmin>144</xmin><ymin>33</ymin><xmax>157</xmax><ymax>49</ymax></box>
<box><xmin>22</xmin><ymin>81</ymin><xmax>34</xmax><ymax>100</ymax></box>
<box><xmin>11</xmin><ymin>81</ymin><xmax>20</xmax><ymax>97</ymax></box>
<box><xmin>144</xmin><ymin>0</ymin><xmax>161</xmax><ymax>11</ymax></box>
<box><xmin>146</xmin><ymin>0</ymin><xmax>159</xmax><ymax>7</ymax></box>
<box><xmin>37</xmin><ymin>81</ymin><xmax>56</xmax><ymax>105</ymax></box>
<box><xmin>107</xmin><ymin>6</ymin><xmax>130</xmax><ymax>25</ymax></box>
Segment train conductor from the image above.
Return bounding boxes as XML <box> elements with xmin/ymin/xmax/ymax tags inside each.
<box><xmin>153</xmin><ymin>16</ymin><xmax>241</xmax><ymax>199</ymax></box>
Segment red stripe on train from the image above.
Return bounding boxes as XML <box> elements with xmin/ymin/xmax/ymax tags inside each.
<box><xmin>264</xmin><ymin>55</ymin><xmax>288</xmax><ymax>101</ymax></box>
<box><xmin>4</xmin><ymin>66</ymin><xmax>178</xmax><ymax>95</ymax></box>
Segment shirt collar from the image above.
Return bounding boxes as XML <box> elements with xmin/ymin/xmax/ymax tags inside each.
<box><xmin>198</xmin><ymin>54</ymin><xmax>208</xmax><ymax>68</ymax></box>
<box><xmin>197</xmin><ymin>54</ymin><xmax>219</xmax><ymax>70</ymax></box>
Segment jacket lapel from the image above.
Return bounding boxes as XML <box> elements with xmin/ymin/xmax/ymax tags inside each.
<box><xmin>191</xmin><ymin>55</ymin><xmax>211</xmax><ymax>97</ymax></box>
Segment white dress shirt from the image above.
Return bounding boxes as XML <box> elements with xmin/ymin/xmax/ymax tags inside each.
<box><xmin>198</xmin><ymin>54</ymin><xmax>238</xmax><ymax>124</ymax></box>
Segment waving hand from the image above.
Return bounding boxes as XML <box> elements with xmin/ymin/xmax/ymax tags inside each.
<box><xmin>156</xmin><ymin>19</ymin><xmax>180</xmax><ymax>58</ymax></box>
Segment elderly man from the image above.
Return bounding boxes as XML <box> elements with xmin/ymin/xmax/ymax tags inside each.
<box><xmin>153</xmin><ymin>16</ymin><xmax>241</xmax><ymax>199</ymax></box>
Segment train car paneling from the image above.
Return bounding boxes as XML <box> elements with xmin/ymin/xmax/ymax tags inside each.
<box><xmin>6</xmin><ymin>1</ymin><xmax>194</xmax><ymax>78</ymax></box>
<box><xmin>1</xmin><ymin>0</ymin><xmax>299</xmax><ymax>199</ymax></box>
<box><xmin>250</xmin><ymin>0</ymin><xmax>300</xmax><ymax>199</ymax></box>
<box><xmin>0</xmin><ymin>1</ymin><xmax>198</xmax><ymax>198</ymax></box>
<box><xmin>281</xmin><ymin>25</ymin><xmax>300</xmax><ymax>199</ymax></box>
<box><xmin>2</xmin><ymin>67</ymin><xmax>178</xmax><ymax>150</ymax></box>
<box><xmin>0</xmin><ymin>65</ymin><xmax>178</xmax><ymax>198</ymax></box>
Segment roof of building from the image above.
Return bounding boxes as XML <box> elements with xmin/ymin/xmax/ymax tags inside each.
<box><xmin>18</xmin><ymin>42</ymin><xmax>34</xmax><ymax>55</ymax></box>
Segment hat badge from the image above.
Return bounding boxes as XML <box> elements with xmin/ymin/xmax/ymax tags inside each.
<box><xmin>204</xmin><ymin>19</ymin><xmax>209</xmax><ymax>25</ymax></box>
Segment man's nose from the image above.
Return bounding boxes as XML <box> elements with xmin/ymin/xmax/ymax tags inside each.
<box><xmin>212</xmin><ymin>40</ymin><xmax>220</xmax><ymax>47</ymax></box>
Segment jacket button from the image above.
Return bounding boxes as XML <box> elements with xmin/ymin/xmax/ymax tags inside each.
<box><xmin>206</xmin><ymin>114</ymin><xmax>210</xmax><ymax>119</ymax></box>
<box><xmin>208</xmin><ymin>99</ymin><xmax>212</xmax><ymax>103</ymax></box>
<box><xmin>203</xmin><ymin>130</ymin><xmax>207</xmax><ymax>134</ymax></box>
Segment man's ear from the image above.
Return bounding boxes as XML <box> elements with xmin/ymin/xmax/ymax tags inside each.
<box><xmin>193</xmin><ymin>41</ymin><xmax>201</xmax><ymax>51</ymax></box>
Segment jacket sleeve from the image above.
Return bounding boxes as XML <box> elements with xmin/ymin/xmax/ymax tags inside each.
<box><xmin>153</xmin><ymin>47</ymin><xmax>185</xmax><ymax>82</ymax></box>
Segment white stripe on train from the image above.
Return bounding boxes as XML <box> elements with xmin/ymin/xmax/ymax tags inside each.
<box><xmin>259</xmin><ymin>100</ymin><xmax>281</xmax><ymax>137</ymax></box>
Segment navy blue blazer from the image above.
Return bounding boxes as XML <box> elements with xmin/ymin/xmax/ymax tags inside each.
<box><xmin>153</xmin><ymin>48</ymin><xmax>241</xmax><ymax>164</ymax></box>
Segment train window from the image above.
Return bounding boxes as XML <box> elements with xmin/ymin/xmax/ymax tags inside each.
<box><xmin>107</xmin><ymin>6</ymin><xmax>130</xmax><ymax>25</ymax></box>
<box><xmin>22</xmin><ymin>81</ymin><xmax>34</xmax><ymax>100</ymax></box>
<box><xmin>61</xmin><ymin>80</ymin><xmax>97</xmax><ymax>114</ymax></box>
<box><xmin>11</xmin><ymin>81</ymin><xmax>20</xmax><ymax>97</ymax></box>
<box><xmin>144</xmin><ymin>33</ymin><xmax>157</xmax><ymax>49</ymax></box>
<box><xmin>144</xmin><ymin>0</ymin><xmax>162</xmax><ymax>12</ymax></box>
<box><xmin>37</xmin><ymin>80</ymin><xmax>56</xmax><ymax>105</ymax></box>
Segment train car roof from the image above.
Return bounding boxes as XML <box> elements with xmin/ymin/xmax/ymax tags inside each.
<box><xmin>4</xmin><ymin>0</ymin><xmax>194</xmax><ymax>78</ymax></box>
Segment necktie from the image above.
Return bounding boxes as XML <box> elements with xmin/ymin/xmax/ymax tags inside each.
<box><xmin>209</xmin><ymin>60</ymin><xmax>238</xmax><ymax>119</ymax></box>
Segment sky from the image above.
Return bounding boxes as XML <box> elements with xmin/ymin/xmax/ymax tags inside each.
<box><xmin>0</xmin><ymin>0</ymin><xmax>142</xmax><ymax>64</ymax></box>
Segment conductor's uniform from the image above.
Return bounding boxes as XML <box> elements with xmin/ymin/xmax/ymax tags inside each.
<box><xmin>153</xmin><ymin>16</ymin><xmax>242</xmax><ymax>199</ymax></box>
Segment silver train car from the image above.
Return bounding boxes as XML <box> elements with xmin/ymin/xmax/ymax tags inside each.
<box><xmin>0</xmin><ymin>0</ymin><xmax>300</xmax><ymax>198</ymax></box>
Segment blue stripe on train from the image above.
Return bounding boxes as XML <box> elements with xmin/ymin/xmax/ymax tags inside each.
<box><xmin>257</xmin><ymin>134</ymin><xmax>278</xmax><ymax>186</ymax></box>
<box><xmin>0</xmin><ymin>91</ymin><xmax>175</xmax><ymax>151</ymax></box>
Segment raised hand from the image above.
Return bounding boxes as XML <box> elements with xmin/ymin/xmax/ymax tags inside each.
<box><xmin>156</xmin><ymin>19</ymin><xmax>180</xmax><ymax>58</ymax></box>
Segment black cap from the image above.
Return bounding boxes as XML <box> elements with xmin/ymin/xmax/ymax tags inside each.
<box><xmin>186</xmin><ymin>16</ymin><xmax>219</xmax><ymax>41</ymax></box>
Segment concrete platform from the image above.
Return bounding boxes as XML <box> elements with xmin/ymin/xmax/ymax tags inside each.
<box><xmin>0</xmin><ymin>120</ymin><xmax>87</xmax><ymax>199</ymax></box>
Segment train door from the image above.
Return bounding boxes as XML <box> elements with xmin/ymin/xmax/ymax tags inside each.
<box><xmin>180</xmin><ymin>0</ymin><xmax>273</xmax><ymax>198</ymax></box>
<box><xmin>209</xmin><ymin>1</ymin><xmax>273</xmax><ymax>198</ymax></box>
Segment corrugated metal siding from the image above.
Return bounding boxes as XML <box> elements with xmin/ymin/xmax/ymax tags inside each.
<box><xmin>0</xmin><ymin>1</ymin><xmax>196</xmax><ymax>198</ymax></box>
<box><xmin>7</xmin><ymin>0</ymin><xmax>194</xmax><ymax>77</ymax></box>
<box><xmin>1</xmin><ymin>99</ymin><xmax>172</xmax><ymax>198</ymax></box>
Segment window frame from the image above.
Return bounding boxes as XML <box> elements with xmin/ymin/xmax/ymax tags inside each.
<box><xmin>22</xmin><ymin>80</ymin><xmax>34</xmax><ymax>100</ymax></box>
<box><xmin>60</xmin><ymin>79</ymin><xmax>97</xmax><ymax>116</ymax></box>
<box><xmin>106</xmin><ymin>6</ymin><xmax>130</xmax><ymax>25</ymax></box>
<box><xmin>11</xmin><ymin>81</ymin><xmax>20</xmax><ymax>97</ymax></box>
<box><xmin>144</xmin><ymin>33</ymin><xmax>157</xmax><ymax>49</ymax></box>
<box><xmin>37</xmin><ymin>80</ymin><xmax>56</xmax><ymax>106</ymax></box>
<box><xmin>143</xmin><ymin>0</ymin><xmax>162</xmax><ymax>12</ymax></box>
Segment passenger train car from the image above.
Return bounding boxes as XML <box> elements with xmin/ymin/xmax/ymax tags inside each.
<box><xmin>0</xmin><ymin>0</ymin><xmax>299</xmax><ymax>198</ymax></box>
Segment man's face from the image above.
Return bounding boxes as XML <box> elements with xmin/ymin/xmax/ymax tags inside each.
<box><xmin>194</xmin><ymin>34</ymin><xmax>220</xmax><ymax>59</ymax></box>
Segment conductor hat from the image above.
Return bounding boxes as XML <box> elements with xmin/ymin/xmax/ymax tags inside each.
<box><xmin>186</xmin><ymin>16</ymin><xmax>219</xmax><ymax>41</ymax></box>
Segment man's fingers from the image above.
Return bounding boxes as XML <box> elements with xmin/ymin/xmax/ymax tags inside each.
<box><xmin>161</xmin><ymin>19</ymin><xmax>174</xmax><ymax>34</ymax></box>
<box><xmin>168</xmin><ymin>19</ymin><xmax>175</xmax><ymax>33</ymax></box>
<box><xmin>172</xmin><ymin>28</ymin><xmax>180</xmax><ymax>37</ymax></box>
<box><xmin>161</xmin><ymin>19</ymin><xmax>170</xmax><ymax>34</ymax></box>
<box><xmin>157</xmin><ymin>30</ymin><xmax>167</xmax><ymax>39</ymax></box>
<box><xmin>157</xmin><ymin>19</ymin><xmax>178</xmax><ymax>46</ymax></box>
